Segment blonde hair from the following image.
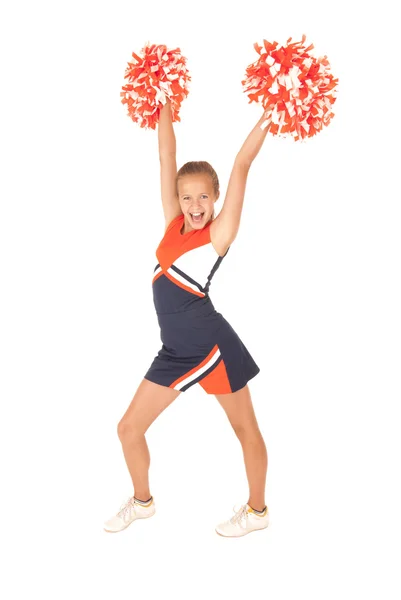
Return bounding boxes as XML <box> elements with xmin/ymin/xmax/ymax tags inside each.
<box><xmin>176</xmin><ymin>161</ymin><xmax>219</xmax><ymax>219</ymax></box>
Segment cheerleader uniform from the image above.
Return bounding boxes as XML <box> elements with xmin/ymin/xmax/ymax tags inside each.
<box><xmin>144</xmin><ymin>213</ymin><xmax>260</xmax><ymax>394</ymax></box>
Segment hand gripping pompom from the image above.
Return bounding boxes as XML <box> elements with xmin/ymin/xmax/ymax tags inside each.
<box><xmin>242</xmin><ymin>35</ymin><xmax>339</xmax><ymax>141</ymax></box>
<box><xmin>120</xmin><ymin>42</ymin><xmax>191</xmax><ymax>130</ymax></box>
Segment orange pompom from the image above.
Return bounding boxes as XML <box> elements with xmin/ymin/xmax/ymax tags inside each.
<box><xmin>242</xmin><ymin>35</ymin><xmax>339</xmax><ymax>141</ymax></box>
<box><xmin>120</xmin><ymin>42</ymin><xmax>191</xmax><ymax>130</ymax></box>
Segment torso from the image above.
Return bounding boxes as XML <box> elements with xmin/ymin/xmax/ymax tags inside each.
<box><xmin>152</xmin><ymin>213</ymin><xmax>230</xmax><ymax>315</ymax></box>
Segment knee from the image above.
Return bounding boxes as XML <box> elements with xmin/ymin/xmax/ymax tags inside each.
<box><xmin>117</xmin><ymin>419</ymin><xmax>142</xmax><ymax>440</ymax></box>
<box><xmin>233</xmin><ymin>423</ymin><xmax>262</xmax><ymax>442</ymax></box>
<box><xmin>232</xmin><ymin>423</ymin><xmax>248</xmax><ymax>439</ymax></box>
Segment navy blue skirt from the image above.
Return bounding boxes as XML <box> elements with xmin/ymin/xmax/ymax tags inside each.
<box><xmin>144</xmin><ymin>297</ymin><xmax>260</xmax><ymax>394</ymax></box>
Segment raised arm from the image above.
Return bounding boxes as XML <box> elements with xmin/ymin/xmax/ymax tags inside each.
<box><xmin>158</xmin><ymin>100</ymin><xmax>181</xmax><ymax>228</ymax></box>
<box><xmin>210</xmin><ymin>111</ymin><xmax>269</xmax><ymax>256</ymax></box>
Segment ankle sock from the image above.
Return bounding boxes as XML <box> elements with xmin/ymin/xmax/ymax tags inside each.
<box><xmin>134</xmin><ymin>495</ymin><xmax>153</xmax><ymax>506</ymax></box>
<box><xmin>250</xmin><ymin>505</ymin><xmax>267</xmax><ymax>515</ymax></box>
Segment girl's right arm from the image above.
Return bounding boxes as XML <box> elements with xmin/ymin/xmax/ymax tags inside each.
<box><xmin>158</xmin><ymin>100</ymin><xmax>181</xmax><ymax>229</ymax></box>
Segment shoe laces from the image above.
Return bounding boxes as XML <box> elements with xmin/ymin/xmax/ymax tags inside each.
<box><xmin>117</xmin><ymin>497</ymin><xmax>137</xmax><ymax>523</ymax></box>
<box><xmin>230</xmin><ymin>504</ymin><xmax>249</xmax><ymax>528</ymax></box>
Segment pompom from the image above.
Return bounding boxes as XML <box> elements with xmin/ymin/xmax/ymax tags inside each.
<box><xmin>242</xmin><ymin>34</ymin><xmax>339</xmax><ymax>141</ymax></box>
<box><xmin>120</xmin><ymin>42</ymin><xmax>191</xmax><ymax>130</ymax></box>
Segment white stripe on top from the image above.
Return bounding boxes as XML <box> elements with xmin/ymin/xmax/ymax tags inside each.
<box><xmin>173</xmin><ymin>243</ymin><xmax>220</xmax><ymax>289</ymax></box>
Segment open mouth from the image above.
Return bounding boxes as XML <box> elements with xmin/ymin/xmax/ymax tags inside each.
<box><xmin>190</xmin><ymin>212</ymin><xmax>205</xmax><ymax>223</ymax></box>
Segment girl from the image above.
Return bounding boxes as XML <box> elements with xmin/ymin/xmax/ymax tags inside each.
<box><xmin>104</xmin><ymin>100</ymin><xmax>270</xmax><ymax>537</ymax></box>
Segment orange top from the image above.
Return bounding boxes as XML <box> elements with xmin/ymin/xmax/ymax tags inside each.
<box><xmin>156</xmin><ymin>213</ymin><xmax>212</xmax><ymax>271</ymax></box>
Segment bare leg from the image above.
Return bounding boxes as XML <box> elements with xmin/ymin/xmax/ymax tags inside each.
<box><xmin>215</xmin><ymin>384</ymin><xmax>268</xmax><ymax>511</ymax></box>
<box><xmin>117</xmin><ymin>379</ymin><xmax>181</xmax><ymax>500</ymax></box>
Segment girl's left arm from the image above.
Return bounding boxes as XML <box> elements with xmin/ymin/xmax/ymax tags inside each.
<box><xmin>210</xmin><ymin>111</ymin><xmax>269</xmax><ymax>256</ymax></box>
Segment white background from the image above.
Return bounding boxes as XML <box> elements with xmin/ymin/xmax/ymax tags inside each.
<box><xmin>1</xmin><ymin>0</ymin><xmax>400</xmax><ymax>598</ymax></box>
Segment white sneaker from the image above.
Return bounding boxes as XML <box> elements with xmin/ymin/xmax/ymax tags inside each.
<box><xmin>104</xmin><ymin>496</ymin><xmax>156</xmax><ymax>533</ymax></box>
<box><xmin>215</xmin><ymin>503</ymin><xmax>269</xmax><ymax>537</ymax></box>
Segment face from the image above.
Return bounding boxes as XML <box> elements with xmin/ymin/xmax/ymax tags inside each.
<box><xmin>177</xmin><ymin>174</ymin><xmax>219</xmax><ymax>231</ymax></box>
